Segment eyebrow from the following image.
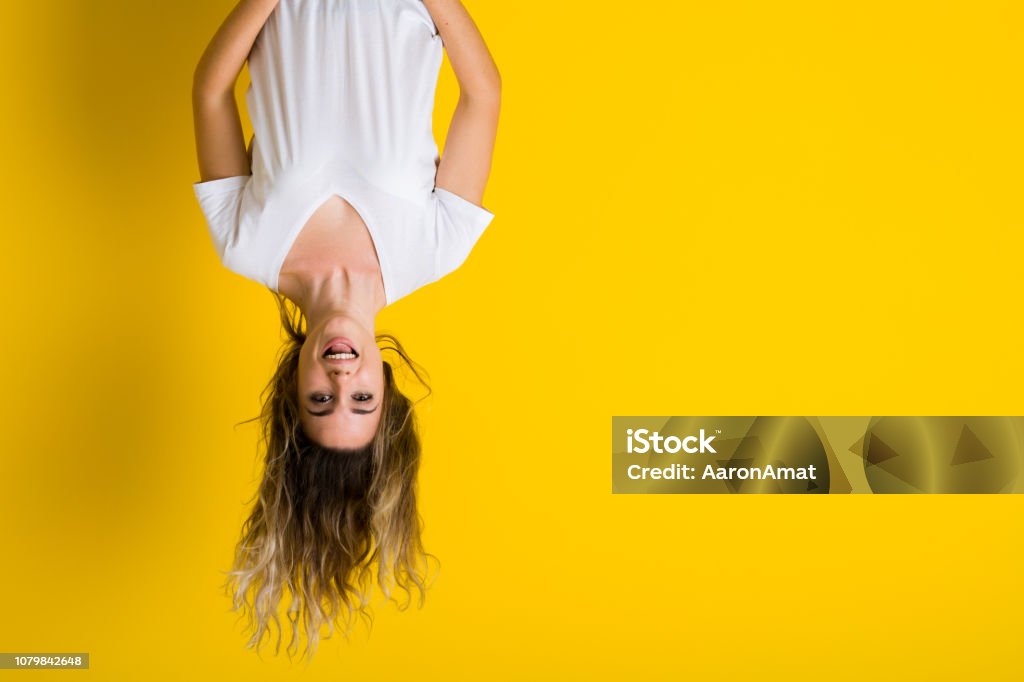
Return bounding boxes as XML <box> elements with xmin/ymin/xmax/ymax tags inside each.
<box><xmin>305</xmin><ymin>402</ymin><xmax>380</xmax><ymax>418</ymax></box>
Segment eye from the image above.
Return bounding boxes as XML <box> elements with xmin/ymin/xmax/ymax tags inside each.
<box><xmin>312</xmin><ymin>394</ymin><xmax>333</xmax><ymax>404</ymax></box>
<box><xmin>352</xmin><ymin>393</ymin><xmax>373</xmax><ymax>402</ymax></box>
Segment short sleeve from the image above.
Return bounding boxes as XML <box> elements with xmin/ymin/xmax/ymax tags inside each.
<box><xmin>410</xmin><ymin>0</ymin><xmax>440</xmax><ymax>37</ymax></box>
<box><xmin>433</xmin><ymin>187</ymin><xmax>495</xmax><ymax>277</ymax></box>
<box><xmin>192</xmin><ymin>175</ymin><xmax>251</xmax><ymax>262</ymax></box>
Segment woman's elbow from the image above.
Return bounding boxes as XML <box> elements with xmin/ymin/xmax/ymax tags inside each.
<box><xmin>192</xmin><ymin>66</ymin><xmax>215</xmax><ymax>103</ymax></box>
<box><xmin>487</xmin><ymin>60</ymin><xmax>501</xmax><ymax>90</ymax></box>
<box><xmin>192</xmin><ymin>62</ymin><xmax>234</xmax><ymax>104</ymax></box>
<box><xmin>465</xmin><ymin>68</ymin><xmax>501</xmax><ymax>111</ymax></box>
<box><xmin>485</xmin><ymin>64</ymin><xmax>501</xmax><ymax>99</ymax></box>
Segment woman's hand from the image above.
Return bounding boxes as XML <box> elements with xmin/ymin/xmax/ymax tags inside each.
<box><xmin>192</xmin><ymin>0</ymin><xmax>280</xmax><ymax>183</ymax></box>
<box><xmin>422</xmin><ymin>0</ymin><xmax>501</xmax><ymax>206</ymax></box>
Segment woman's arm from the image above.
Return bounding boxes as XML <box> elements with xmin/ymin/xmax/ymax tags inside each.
<box><xmin>192</xmin><ymin>0</ymin><xmax>280</xmax><ymax>182</ymax></box>
<box><xmin>422</xmin><ymin>0</ymin><xmax>501</xmax><ymax>206</ymax></box>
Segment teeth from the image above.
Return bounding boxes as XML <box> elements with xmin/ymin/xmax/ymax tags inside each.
<box><xmin>326</xmin><ymin>353</ymin><xmax>356</xmax><ymax>360</ymax></box>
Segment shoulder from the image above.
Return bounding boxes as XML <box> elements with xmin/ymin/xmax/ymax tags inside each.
<box><xmin>192</xmin><ymin>174</ymin><xmax>252</xmax><ymax>262</ymax></box>
<box><xmin>431</xmin><ymin>187</ymin><xmax>495</xmax><ymax>275</ymax></box>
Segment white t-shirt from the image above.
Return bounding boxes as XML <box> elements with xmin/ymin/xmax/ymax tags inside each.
<box><xmin>192</xmin><ymin>0</ymin><xmax>495</xmax><ymax>305</ymax></box>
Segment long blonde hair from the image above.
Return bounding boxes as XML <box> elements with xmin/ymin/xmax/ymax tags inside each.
<box><xmin>224</xmin><ymin>292</ymin><xmax>436</xmax><ymax>660</ymax></box>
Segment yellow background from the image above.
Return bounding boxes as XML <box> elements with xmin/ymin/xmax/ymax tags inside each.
<box><xmin>2</xmin><ymin>1</ymin><xmax>1021</xmax><ymax>679</ymax></box>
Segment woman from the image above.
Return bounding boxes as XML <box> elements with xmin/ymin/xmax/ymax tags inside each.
<box><xmin>191</xmin><ymin>0</ymin><xmax>500</xmax><ymax>659</ymax></box>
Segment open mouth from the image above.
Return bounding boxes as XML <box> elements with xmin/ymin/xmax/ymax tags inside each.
<box><xmin>322</xmin><ymin>337</ymin><xmax>358</xmax><ymax>360</ymax></box>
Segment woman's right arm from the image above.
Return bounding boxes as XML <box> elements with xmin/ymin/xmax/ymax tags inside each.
<box><xmin>421</xmin><ymin>0</ymin><xmax>501</xmax><ymax>206</ymax></box>
<box><xmin>192</xmin><ymin>0</ymin><xmax>280</xmax><ymax>183</ymax></box>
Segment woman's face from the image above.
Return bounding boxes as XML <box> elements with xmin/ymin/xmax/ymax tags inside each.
<box><xmin>297</xmin><ymin>313</ymin><xmax>384</xmax><ymax>449</ymax></box>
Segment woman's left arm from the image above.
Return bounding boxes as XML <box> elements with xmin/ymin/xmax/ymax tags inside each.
<box><xmin>192</xmin><ymin>0</ymin><xmax>280</xmax><ymax>183</ymax></box>
<box><xmin>422</xmin><ymin>0</ymin><xmax>501</xmax><ymax>206</ymax></box>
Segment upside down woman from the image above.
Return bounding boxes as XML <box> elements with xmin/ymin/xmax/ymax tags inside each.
<box><xmin>190</xmin><ymin>0</ymin><xmax>499</xmax><ymax>659</ymax></box>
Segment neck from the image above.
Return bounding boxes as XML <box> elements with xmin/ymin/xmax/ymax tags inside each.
<box><xmin>282</xmin><ymin>265</ymin><xmax>386</xmax><ymax>332</ymax></box>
